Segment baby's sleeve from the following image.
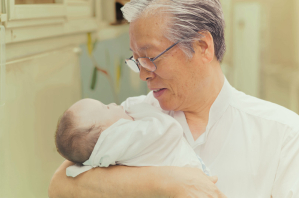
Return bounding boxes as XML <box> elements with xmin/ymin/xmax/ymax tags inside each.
<box><xmin>66</xmin><ymin>164</ymin><xmax>93</xmax><ymax>177</ymax></box>
<box><xmin>120</xmin><ymin>95</ymin><xmax>147</xmax><ymax>109</ymax></box>
<box><xmin>121</xmin><ymin>91</ymin><xmax>161</xmax><ymax>110</ymax></box>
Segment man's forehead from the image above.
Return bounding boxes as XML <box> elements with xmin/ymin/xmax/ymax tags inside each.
<box><xmin>129</xmin><ymin>18</ymin><xmax>168</xmax><ymax>53</ymax></box>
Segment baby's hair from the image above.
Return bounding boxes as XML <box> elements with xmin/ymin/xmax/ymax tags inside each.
<box><xmin>55</xmin><ymin>110</ymin><xmax>103</xmax><ymax>164</ymax></box>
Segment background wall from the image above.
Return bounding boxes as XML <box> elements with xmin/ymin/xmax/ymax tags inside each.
<box><xmin>221</xmin><ymin>0</ymin><xmax>299</xmax><ymax>113</ymax></box>
<box><xmin>0</xmin><ymin>45</ymin><xmax>82</xmax><ymax>198</ymax></box>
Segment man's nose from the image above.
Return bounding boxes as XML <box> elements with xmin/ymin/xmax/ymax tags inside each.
<box><xmin>139</xmin><ymin>66</ymin><xmax>155</xmax><ymax>81</ymax></box>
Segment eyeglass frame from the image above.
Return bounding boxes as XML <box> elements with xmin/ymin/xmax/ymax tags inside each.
<box><xmin>125</xmin><ymin>40</ymin><xmax>180</xmax><ymax>72</ymax></box>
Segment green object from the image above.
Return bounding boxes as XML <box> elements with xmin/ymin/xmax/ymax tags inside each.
<box><xmin>90</xmin><ymin>67</ymin><xmax>98</xmax><ymax>90</ymax></box>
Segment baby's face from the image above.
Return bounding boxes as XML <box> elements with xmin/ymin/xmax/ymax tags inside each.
<box><xmin>69</xmin><ymin>99</ymin><xmax>133</xmax><ymax>130</ymax></box>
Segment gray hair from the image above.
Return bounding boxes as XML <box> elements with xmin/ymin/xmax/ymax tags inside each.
<box><xmin>121</xmin><ymin>0</ymin><xmax>226</xmax><ymax>62</ymax></box>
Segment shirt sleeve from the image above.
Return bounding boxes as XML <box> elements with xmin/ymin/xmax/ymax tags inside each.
<box><xmin>120</xmin><ymin>92</ymin><xmax>162</xmax><ymax>110</ymax></box>
<box><xmin>271</xmin><ymin>128</ymin><xmax>299</xmax><ymax>198</ymax></box>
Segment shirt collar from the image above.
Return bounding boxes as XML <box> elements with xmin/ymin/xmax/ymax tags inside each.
<box><xmin>206</xmin><ymin>77</ymin><xmax>232</xmax><ymax>132</ymax></box>
<box><xmin>173</xmin><ymin>77</ymin><xmax>233</xmax><ymax>147</ymax></box>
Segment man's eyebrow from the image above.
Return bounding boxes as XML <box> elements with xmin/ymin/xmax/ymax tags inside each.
<box><xmin>129</xmin><ymin>45</ymin><xmax>151</xmax><ymax>52</ymax></box>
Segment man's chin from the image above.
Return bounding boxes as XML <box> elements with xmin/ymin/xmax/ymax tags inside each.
<box><xmin>158</xmin><ymin>101</ymin><xmax>175</xmax><ymax>111</ymax></box>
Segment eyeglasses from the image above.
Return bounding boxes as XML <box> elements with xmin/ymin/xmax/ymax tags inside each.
<box><xmin>125</xmin><ymin>41</ymin><xmax>180</xmax><ymax>73</ymax></box>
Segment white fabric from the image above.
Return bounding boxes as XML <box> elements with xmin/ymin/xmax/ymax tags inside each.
<box><xmin>66</xmin><ymin>103</ymin><xmax>203</xmax><ymax>177</ymax></box>
<box><xmin>121</xmin><ymin>78</ymin><xmax>299</xmax><ymax>198</ymax></box>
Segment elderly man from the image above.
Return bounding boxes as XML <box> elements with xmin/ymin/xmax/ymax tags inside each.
<box><xmin>49</xmin><ymin>0</ymin><xmax>299</xmax><ymax>197</ymax></box>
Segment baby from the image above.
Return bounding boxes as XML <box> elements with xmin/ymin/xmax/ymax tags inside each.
<box><xmin>55</xmin><ymin>98</ymin><xmax>209</xmax><ymax>177</ymax></box>
<box><xmin>55</xmin><ymin>99</ymin><xmax>133</xmax><ymax>164</ymax></box>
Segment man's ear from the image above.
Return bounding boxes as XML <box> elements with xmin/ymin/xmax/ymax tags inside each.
<box><xmin>194</xmin><ymin>31</ymin><xmax>215</xmax><ymax>63</ymax></box>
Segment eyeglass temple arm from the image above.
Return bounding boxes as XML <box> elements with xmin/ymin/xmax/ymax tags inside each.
<box><xmin>127</xmin><ymin>56</ymin><xmax>138</xmax><ymax>63</ymax></box>
<box><xmin>151</xmin><ymin>41</ymin><xmax>181</xmax><ymax>61</ymax></box>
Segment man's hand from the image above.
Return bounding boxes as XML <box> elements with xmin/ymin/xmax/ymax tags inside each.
<box><xmin>161</xmin><ymin>167</ymin><xmax>226</xmax><ymax>198</ymax></box>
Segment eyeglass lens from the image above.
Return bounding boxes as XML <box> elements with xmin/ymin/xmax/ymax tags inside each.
<box><xmin>138</xmin><ymin>58</ymin><xmax>156</xmax><ymax>72</ymax></box>
<box><xmin>125</xmin><ymin>58</ymin><xmax>156</xmax><ymax>73</ymax></box>
<box><xmin>125</xmin><ymin>59</ymin><xmax>140</xmax><ymax>73</ymax></box>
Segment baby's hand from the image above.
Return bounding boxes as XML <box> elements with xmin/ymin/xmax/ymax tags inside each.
<box><xmin>209</xmin><ymin>175</ymin><xmax>218</xmax><ymax>184</ymax></box>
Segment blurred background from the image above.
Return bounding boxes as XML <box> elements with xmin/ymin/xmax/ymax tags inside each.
<box><xmin>0</xmin><ymin>0</ymin><xmax>298</xmax><ymax>197</ymax></box>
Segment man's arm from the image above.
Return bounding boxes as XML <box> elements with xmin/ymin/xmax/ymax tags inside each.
<box><xmin>48</xmin><ymin>160</ymin><xmax>166</xmax><ymax>198</ymax></box>
<box><xmin>49</xmin><ymin>161</ymin><xmax>225</xmax><ymax>198</ymax></box>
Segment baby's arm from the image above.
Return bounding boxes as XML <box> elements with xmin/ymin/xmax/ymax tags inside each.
<box><xmin>49</xmin><ymin>160</ymin><xmax>169</xmax><ymax>198</ymax></box>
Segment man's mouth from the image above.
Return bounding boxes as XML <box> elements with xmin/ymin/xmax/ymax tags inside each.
<box><xmin>153</xmin><ymin>88</ymin><xmax>166</xmax><ymax>93</ymax></box>
<box><xmin>152</xmin><ymin>88</ymin><xmax>166</xmax><ymax>98</ymax></box>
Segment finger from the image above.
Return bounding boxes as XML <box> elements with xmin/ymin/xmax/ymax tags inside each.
<box><xmin>208</xmin><ymin>175</ymin><xmax>218</xmax><ymax>184</ymax></box>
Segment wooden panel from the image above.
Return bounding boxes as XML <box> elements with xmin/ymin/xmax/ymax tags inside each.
<box><xmin>5</xmin><ymin>18</ymin><xmax>97</xmax><ymax>43</ymax></box>
<box><xmin>290</xmin><ymin>84</ymin><xmax>299</xmax><ymax>113</ymax></box>
<box><xmin>15</xmin><ymin>0</ymin><xmax>55</xmax><ymax>4</ymax></box>
<box><xmin>220</xmin><ymin>0</ymin><xmax>232</xmax><ymax>62</ymax></box>
<box><xmin>263</xmin><ymin>73</ymin><xmax>291</xmax><ymax>109</ymax></box>
<box><xmin>67</xmin><ymin>4</ymin><xmax>92</xmax><ymax>19</ymax></box>
<box><xmin>13</xmin><ymin>5</ymin><xmax>66</xmax><ymax>19</ymax></box>
<box><xmin>101</xmin><ymin>0</ymin><xmax>116</xmax><ymax>23</ymax></box>
<box><xmin>5</xmin><ymin>17</ymin><xmax>65</xmax><ymax>29</ymax></box>
<box><xmin>233</xmin><ymin>2</ymin><xmax>261</xmax><ymax>97</ymax></box>
<box><xmin>8</xmin><ymin>0</ymin><xmax>66</xmax><ymax>21</ymax></box>
<box><xmin>0</xmin><ymin>25</ymin><xmax>5</xmax><ymax>106</ymax></box>
<box><xmin>5</xmin><ymin>33</ymin><xmax>88</xmax><ymax>61</ymax></box>
<box><xmin>66</xmin><ymin>0</ymin><xmax>93</xmax><ymax>19</ymax></box>
<box><xmin>263</xmin><ymin>64</ymin><xmax>299</xmax><ymax>114</ymax></box>
<box><xmin>115</xmin><ymin>0</ymin><xmax>130</xmax><ymax>5</ymax></box>
<box><xmin>0</xmin><ymin>46</ymin><xmax>82</xmax><ymax>198</ymax></box>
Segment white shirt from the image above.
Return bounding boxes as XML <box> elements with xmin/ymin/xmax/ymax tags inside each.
<box><xmin>122</xmin><ymin>78</ymin><xmax>299</xmax><ymax>198</ymax></box>
<box><xmin>66</xmin><ymin>103</ymin><xmax>203</xmax><ymax>177</ymax></box>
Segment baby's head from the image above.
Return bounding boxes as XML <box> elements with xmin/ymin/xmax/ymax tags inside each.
<box><xmin>55</xmin><ymin>98</ymin><xmax>133</xmax><ymax>164</ymax></box>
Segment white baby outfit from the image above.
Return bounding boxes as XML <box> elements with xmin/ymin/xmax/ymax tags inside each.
<box><xmin>66</xmin><ymin>103</ymin><xmax>205</xmax><ymax>177</ymax></box>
